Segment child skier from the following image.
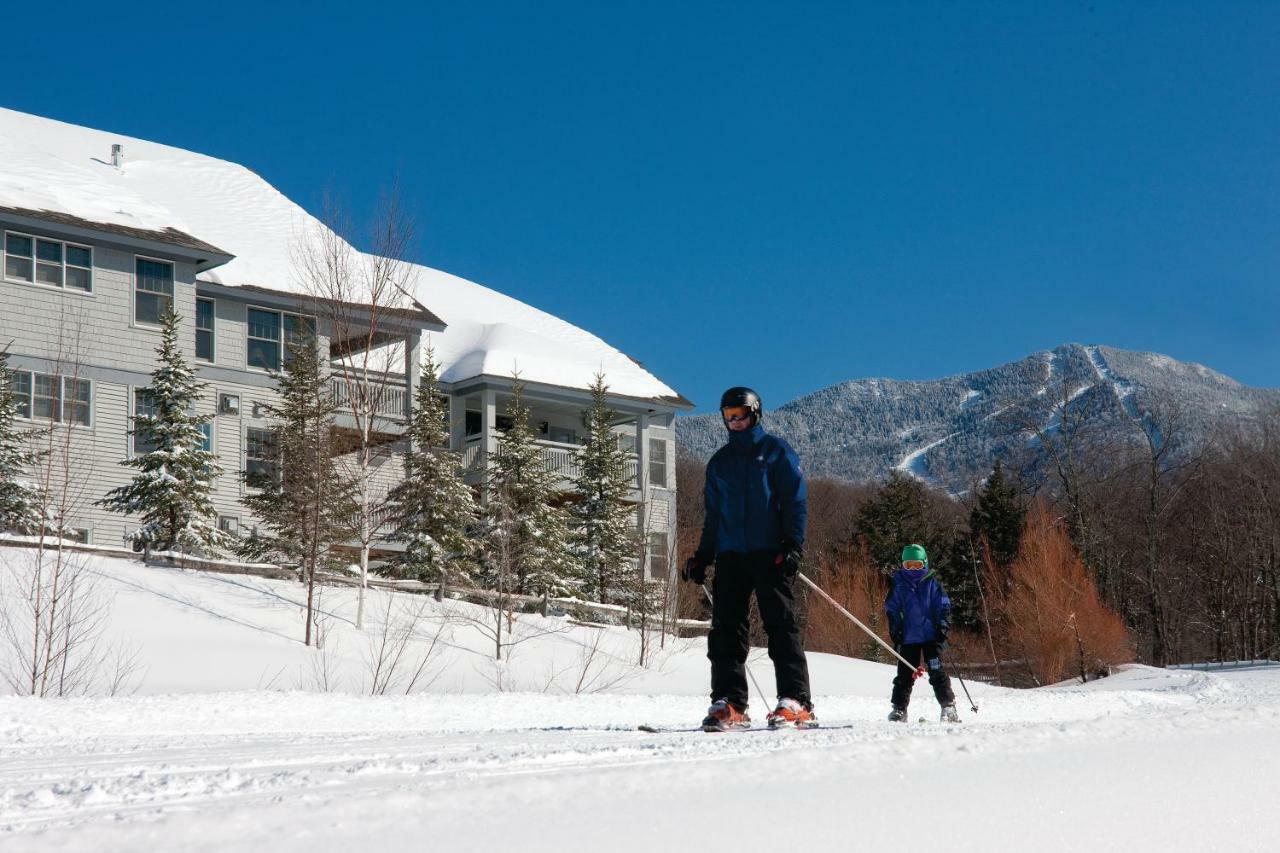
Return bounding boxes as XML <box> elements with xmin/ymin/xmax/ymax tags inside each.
<box><xmin>884</xmin><ymin>544</ymin><xmax>960</xmax><ymax>723</ymax></box>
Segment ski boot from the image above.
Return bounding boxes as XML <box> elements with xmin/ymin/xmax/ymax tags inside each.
<box><xmin>941</xmin><ymin>703</ymin><xmax>961</xmax><ymax>723</ymax></box>
<box><xmin>767</xmin><ymin>698</ymin><xmax>817</xmax><ymax>729</ymax></box>
<box><xmin>887</xmin><ymin>706</ymin><xmax>908</xmax><ymax>723</ymax></box>
<box><xmin>702</xmin><ymin>698</ymin><xmax>750</xmax><ymax>732</ymax></box>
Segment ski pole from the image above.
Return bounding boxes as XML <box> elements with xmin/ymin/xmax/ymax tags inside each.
<box><xmin>703</xmin><ymin>583</ymin><xmax>773</xmax><ymax>709</ymax></box>
<box><xmin>957</xmin><ymin>674</ymin><xmax>978</xmax><ymax>713</ymax></box>
<box><xmin>796</xmin><ymin>573</ymin><xmax>926</xmax><ymax>681</ymax></box>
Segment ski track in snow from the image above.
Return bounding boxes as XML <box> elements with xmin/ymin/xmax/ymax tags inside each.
<box><xmin>5</xmin><ymin>668</ymin><xmax>1280</xmax><ymax>851</ymax></box>
<box><xmin>894</xmin><ymin>432</ymin><xmax>957</xmax><ymax>483</ymax></box>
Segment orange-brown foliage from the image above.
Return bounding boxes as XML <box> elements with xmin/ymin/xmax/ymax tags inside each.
<box><xmin>803</xmin><ymin>546</ymin><xmax>890</xmax><ymax>661</ymax></box>
<box><xmin>1000</xmin><ymin>502</ymin><xmax>1134</xmax><ymax>684</ymax></box>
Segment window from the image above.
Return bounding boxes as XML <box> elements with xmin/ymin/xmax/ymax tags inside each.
<box><xmin>649</xmin><ymin>438</ymin><xmax>668</xmax><ymax>488</ymax></box>
<box><xmin>648</xmin><ymin>532</ymin><xmax>670</xmax><ymax>579</ymax></box>
<box><xmin>283</xmin><ymin>314</ymin><xmax>315</xmax><ymax>367</ymax></box>
<box><xmin>10</xmin><ymin>370</ymin><xmax>31</xmax><ymax>418</ymax></box>
<box><xmin>133</xmin><ymin>389</ymin><xmax>158</xmax><ymax>455</ymax></box>
<box><xmin>218</xmin><ymin>515</ymin><xmax>240</xmax><ymax>537</ymax></box>
<box><xmin>135</xmin><ymin>258</ymin><xmax>174</xmax><ymax>324</ymax></box>
<box><xmin>3</xmin><ymin>232</ymin><xmax>91</xmax><ymax>291</ymax></box>
<box><xmin>196</xmin><ymin>298</ymin><xmax>215</xmax><ymax>362</ymax></box>
<box><xmin>199</xmin><ymin>422</ymin><xmax>213</xmax><ymax>453</ymax></box>
<box><xmin>247</xmin><ymin>308</ymin><xmax>314</xmax><ymax>370</ymax></box>
<box><xmin>65</xmin><ymin>378</ymin><xmax>90</xmax><ymax>426</ymax></box>
<box><xmin>4</xmin><ymin>233</ymin><xmax>32</xmax><ymax>282</ymax></box>
<box><xmin>245</xmin><ymin>427</ymin><xmax>279</xmax><ymax>485</ymax></box>
<box><xmin>8</xmin><ymin>370</ymin><xmax>89</xmax><ymax>425</ymax></box>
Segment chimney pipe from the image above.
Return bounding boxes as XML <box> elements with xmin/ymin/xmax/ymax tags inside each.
<box><xmin>111</xmin><ymin>144</ymin><xmax>124</xmax><ymax>168</ymax></box>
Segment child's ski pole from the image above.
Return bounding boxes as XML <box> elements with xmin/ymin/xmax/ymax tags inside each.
<box><xmin>957</xmin><ymin>674</ymin><xmax>978</xmax><ymax>713</ymax></box>
<box><xmin>796</xmin><ymin>573</ymin><xmax>926</xmax><ymax>680</ymax></box>
<box><xmin>702</xmin><ymin>583</ymin><xmax>773</xmax><ymax>709</ymax></box>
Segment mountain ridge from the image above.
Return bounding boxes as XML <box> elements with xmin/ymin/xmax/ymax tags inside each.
<box><xmin>675</xmin><ymin>343</ymin><xmax>1279</xmax><ymax>493</ymax></box>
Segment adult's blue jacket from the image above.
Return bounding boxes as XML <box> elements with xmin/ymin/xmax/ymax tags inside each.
<box><xmin>885</xmin><ymin>568</ymin><xmax>951</xmax><ymax>645</ymax></box>
<box><xmin>696</xmin><ymin>423</ymin><xmax>807</xmax><ymax>558</ymax></box>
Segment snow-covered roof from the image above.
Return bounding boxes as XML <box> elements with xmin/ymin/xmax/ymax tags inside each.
<box><xmin>0</xmin><ymin>107</ymin><xmax>686</xmax><ymax>405</ymax></box>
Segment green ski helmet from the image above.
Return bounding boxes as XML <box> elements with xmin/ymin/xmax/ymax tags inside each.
<box><xmin>901</xmin><ymin>544</ymin><xmax>928</xmax><ymax>565</ymax></box>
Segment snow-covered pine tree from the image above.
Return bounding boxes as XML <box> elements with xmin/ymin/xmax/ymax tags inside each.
<box><xmin>97</xmin><ymin>309</ymin><xmax>225</xmax><ymax>554</ymax></box>
<box><xmin>239</xmin><ymin>329</ymin><xmax>355</xmax><ymax>646</ymax></box>
<box><xmin>571</xmin><ymin>373</ymin><xmax>637</xmax><ymax>604</ymax></box>
<box><xmin>0</xmin><ymin>349</ymin><xmax>43</xmax><ymax>534</ymax></box>
<box><xmin>481</xmin><ymin>375</ymin><xmax>580</xmax><ymax>598</ymax></box>
<box><xmin>388</xmin><ymin>344</ymin><xmax>478</xmax><ymax>585</ymax></box>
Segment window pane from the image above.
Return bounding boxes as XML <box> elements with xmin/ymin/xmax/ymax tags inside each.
<box><xmin>247</xmin><ymin>337</ymin><xmax>280</xmax><ymax>371</ymax></box>
<box><xmin>247</xmin><ymin>308</ymin><xmax>280</xmax><ymax>341</ymax></box>
<box><xmin>196</xmin><ymin>299</ymin><xmax>214</xmax><ymax>330</ymax></box>
<box><xmin>33</xmin><ymin>373</ymin><xmax>61</xmax><ymax>421</ymax></box>
<box><xmin>5</xmin><ymin>255</ymin><xmax>32</xmax><ymax>282</ymax></box>
<box><xmin>136</xmin><ymin>292</ymin><xmax>171</xmax><ymax>325</ymax></box>
<box><xmin>36</xmin><ymin>262</ymin><xmax>63</xmax><ymax>286</ymax></box>
<box><xmin>649</xmin><ymin>439</ymin><xmax>668</xmax><ymax>487</ymax></box>
<box><xmin>66</xmin><ymin>245</ymin><xmax>91</xmax><ymax>268</ymax></box>
<box><xmin>36</xmin><ymin>240</ymin><xmax>62</xmax><ymax>264</ymax></box>
<box><xmin>12</xmin><ymin>371</ymin><xmax>31</xmax><ymax>418</ymax></box>
<box><xmin>65</xmin><ymin>266</ymin><xmax>91</xmax><ymax>291</ymax></box>
<box><xmin>6</xmin><ymin>234</ymin><xmax>32</xmax><ymax>257</ymax></box>
<box><xmin>134</xmin><ymin>389</ymin><xmax>158</xmax><ymax>454</ymax></box>
<box><xmin>198</xmin><ymin>422</ymin><xmax>212</xmax><ymax>452</ymax></box>
<box><xmin>136</xmin><ymin>258</ymin><xmax>174</xmax><ymax>295</ymax></box>
<box><xmin>246</xmin><ymin>427</ymin><xmax>279</xmax><ymax>484</ymax></box>
<box><xmin>196</xmin><ymin>329</ymin><xmax>214</xmax><ymax>362</ymax></box>
<box><xmin>66</xmin><ymin>378</ymin><xmax>90</xmax><ymax>426</ymax></box>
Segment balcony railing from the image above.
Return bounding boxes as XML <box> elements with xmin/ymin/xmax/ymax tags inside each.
<box><xmin>462</xmin><ymin>436</ymin><xmax>640</xmax><ymax>486</ymax></box>
<box><xmin>328</xmin><ymin>375</ymin><xmax>407</xmax><ymax>418</ymax></box>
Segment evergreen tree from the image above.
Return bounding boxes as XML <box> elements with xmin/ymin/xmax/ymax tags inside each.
<box><xmin>239</xmin><ymin>330</ymin><xmax>355</xmax><ymax>646</ymax></box>
<box><xmin>388</xmin><ymin>345</ymin><xmax>478</xmax><ymax>584</ymax></box>
<box><xmin>0</xmin><ymin>349</ymin><xmax>42</xmax><ymax>533</ymax></box>
<box><xmin>98</xmin><ymin>309</ymin><xmax>224</xmax><ymax>553</ymax></box>
<box><xmin>970</xmin><ymin>460</ymin><xmax>1026</xmax><ymax>569</ymax></box>
<box><xmin>854</xmin><ymin>471</ymin><xmax>932</xmax><ymax>571</ymax></box>
<box><xmin>571</xmin><ymin>374</ymin><xmax>637</xmax><ymax>604</ymax></box>
<box><xmin>481</xmin><ymin>375</ymin><xmax>580</xmax><ymax>598</ymax></box>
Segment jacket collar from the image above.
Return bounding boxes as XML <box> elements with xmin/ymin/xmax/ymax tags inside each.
<box><xmin>726</xmin><ymin>422</ymin><xmax>766</xmax><ymax>452</ymax></box>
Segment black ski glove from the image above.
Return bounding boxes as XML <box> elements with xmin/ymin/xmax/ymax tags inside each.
<box><xmin>775</xmin><ymin>541</ymin><xmax>803</xmax><ymax>577</ymax></box>
<box><xmin>682</xmin><ymin>553</ymin><xmax>711</xmax><ymax>585</ymax></box>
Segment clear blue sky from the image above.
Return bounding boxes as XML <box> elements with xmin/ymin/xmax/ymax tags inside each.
<box><xmin>6</xmin><ymin>2</ymin><xmax>1278</xmax><ymax>410</ymax></box>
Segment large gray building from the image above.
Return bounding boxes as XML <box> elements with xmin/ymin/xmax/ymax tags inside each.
<box><xmin>0</xmin><ymin>107</ymin><xmax>689</xmax><ymax>579</ymax></box>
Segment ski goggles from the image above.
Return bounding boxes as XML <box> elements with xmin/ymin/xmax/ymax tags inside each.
<box><xmin>721</xmin><ymin>406</ymin><xmax>754</xmax><ymax>422</ymax></box>
<box><xmin>902</xmin><ymin>560</ymin><xmax>926</xmax><ymax>570</ymax></box>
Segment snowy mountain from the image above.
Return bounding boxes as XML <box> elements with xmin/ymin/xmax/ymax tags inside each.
<box><xmin>677</xmin><ymin>344</ymin><xmax>1280</xmax><ymax>492</ymax></box>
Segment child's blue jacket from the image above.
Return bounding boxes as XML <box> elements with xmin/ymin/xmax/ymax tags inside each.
<box><xmin>885</xmin><ymin>568</ymin><xmax>951</xmax><ymax>645</ymax></box>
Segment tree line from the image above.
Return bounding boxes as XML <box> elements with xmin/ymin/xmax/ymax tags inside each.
<box><xmin>676</xmin><ymin>394</ymin><xmax>1280</xmax><ymax>680</ymax></box>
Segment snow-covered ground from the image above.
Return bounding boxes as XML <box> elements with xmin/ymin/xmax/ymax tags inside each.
<box><xmin>3</xmin><ymin>547</ymin><xmax>1279</xmax><ymax>851</ymax></box>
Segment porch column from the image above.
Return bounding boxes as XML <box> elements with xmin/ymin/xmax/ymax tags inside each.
<box><xmin>404</xmin><ymin>330</ymin><xmax>422</xmax><ymax>427</ymax></box>
<box><xmin>635</xmin><ymin>413</ymin><xmax>650</xmax><ymax>573</ymax></box>
<box><xmin>449</xmin><ymin>393</ymin><xmax>467</xmax><ymax>452</ymax></box>
<box><xmin>481</xmin><ymin>388</ymin><xmax>498</xmax><ymax>465</ymax></box>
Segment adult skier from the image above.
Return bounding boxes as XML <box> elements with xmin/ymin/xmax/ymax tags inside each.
<box><xmin>682</xmin><ymin>387</ymin><xmax>813</xmax><ymax>731</ymax></box>
<box><xmin>885</xmin><ymin>543</ymin><xmax>960</xmax><ymax>723</ymax></box>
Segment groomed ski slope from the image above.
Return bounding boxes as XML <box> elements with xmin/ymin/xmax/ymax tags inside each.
<box><xmin>3</xmin><ymin>549</ymin><xmax>1279</xmax><ymax>852</ymax></box>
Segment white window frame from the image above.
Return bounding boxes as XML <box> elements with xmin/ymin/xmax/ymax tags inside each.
<box><xmin>10</xmin><ymin>369</ymin><xmax>92</xmax><ymax>427</ymax></box>
<box><xmin>648</xmin><ymin>531</ymin><xmax>670</xmax><ymax>580</ymax></box>
<box><xmin>131</xmin><ymin>387</ymin><xmax>158</xmax><ymax>457</ymax></box>
<box><xmin>3</xmin><ymin>230</ymin><xmax>93</xmax><ymax>293</ymax></box>
<box><xmin>244</xmin><ymin>424</ymin><xmax>279</xmax><ymax>487</ymax></box>
<box><xmin>134</xmin><ymin>254</ymin><xmax>175</xmax><ymax>327</ymax></box>
<box><xmin>245</xmin><ymin>305</ymin><xmax>315</xmax><ymax>372</ymax></box>
<box><xmin>195</xmin><ymin>297</ymin><xmax>216</xmax><ymax>363</ymax></box>
<box><xmin>648</xmin><ymin>438</ymin><xmax>669</xmax><ymax>489</ymax></box>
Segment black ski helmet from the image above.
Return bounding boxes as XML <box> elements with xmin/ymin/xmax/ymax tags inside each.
<box><xmin>719</xmin><ymin>386</ymin><xmax>762</xmax><ymax>425</ymax></box>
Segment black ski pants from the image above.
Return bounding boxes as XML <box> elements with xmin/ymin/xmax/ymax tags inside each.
<box><xmin>708</xmin><ymin>550</ymin><xmax>811</xmax><ymax>711</ymax></box>
<box><xmin>891</xmin><ymin>641</ymin><xmax>955</xmax><ymax>709</ymax></box>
